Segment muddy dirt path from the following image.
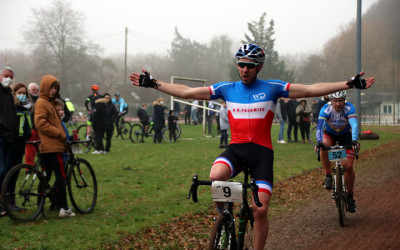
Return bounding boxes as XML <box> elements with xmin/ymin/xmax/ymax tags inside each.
<box><xmin>267</xmin><ymin>140</ymin><xmax>400</xmax><ymax>249</ymax></box>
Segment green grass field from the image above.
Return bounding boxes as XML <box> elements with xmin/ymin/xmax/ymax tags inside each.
<box><xmin>0</xmin><ymin>124</ymin><xmax>398</xmax><ymax>248</ymax></box>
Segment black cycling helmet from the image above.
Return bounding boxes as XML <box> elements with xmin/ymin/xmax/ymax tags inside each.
<box><xmin>235</xmin><ymin>43</ymin><xmax>265</xmax><ymax>63</ymax></box>
<box><xmin>114</xmin><ymin>92</ymin><xmax>120</xmax><ymax>97</ymax></box>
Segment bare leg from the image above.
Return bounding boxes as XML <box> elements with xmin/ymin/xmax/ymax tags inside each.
<box><xmin>252</xmin><ymin>192</ymin><xmax>271</xmax><ymax>249</ymax></box>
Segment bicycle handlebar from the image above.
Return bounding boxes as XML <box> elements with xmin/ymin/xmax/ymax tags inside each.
<box><xmin>317</xmin><ymin>144</ymin><xmax>359</xmax><ymax>162</ymax></box>
<box><xmin>187</xmin><ymin>175</ymin><xmax>262</xmax><ymax>207</ymax></box>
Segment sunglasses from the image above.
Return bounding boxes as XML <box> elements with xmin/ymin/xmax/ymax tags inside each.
<box><xmin>237</xmin><ymin>61</ymin><xmax>259</xmax><ymax>69</ymax></box>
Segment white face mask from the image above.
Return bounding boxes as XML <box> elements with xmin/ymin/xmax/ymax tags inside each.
<box><xmin>1</xmin><ymin>77</ymin><xmax>12</xmax><ymax>88</ymax></box>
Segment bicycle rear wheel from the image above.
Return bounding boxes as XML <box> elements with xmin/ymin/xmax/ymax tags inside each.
<box><xmin>209</xmin><ymin>214</ymin><xmax>236</xmax><ymax>249</ymax></box>
<box><xmin>335</xmin><ymin>168</ymin><xmax>346</xmax><ymax>227</ymax></box>
<box><xmin>120</xmin><ymin>121</ymin><xmax>131</xmax><ymax>140</ymax></box>
<box><xmin>162</xmin><ymin>125</ymin><xmax>181</xmax><ymax>141</ymax></box>
<box><xmin>1</xmin><ymin>164</ymin><xmax>45</xmax><ymax>222</ymax></box>
<box><xmin>238</xmin><ymin>209</ymin><xmax>254</xmax><ymax>249</ymax></box>
<box><xmin>67</xmin><ymin>158</ymin><xmax>97</xmax><ymax>214</ymax></box>
<box><xmin>130</xmin><ymin>123</ymin><xmax>143</xmax><ymax>143</ymax></box>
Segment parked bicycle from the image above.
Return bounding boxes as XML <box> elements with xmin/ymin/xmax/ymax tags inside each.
<box><xmin>317</xmin><ymin>142</ymin><xmax>358</xmax><ymax>227</ymax></box>
<box><xmin>130</xmin><ymin>122</ymin><xmax>181</xmax><ymax>143</ymax></box>
<box><xmin>188</xmin><ymin>167</ymin><xmax>262</xmax><ymax>249</ymax></box>
<box><xmin>1</xmin><ymin>140</ymin><xmax>98</xmax><ymax>222</ymax></box>
<box><xmin>114</xmin><ymin>115</ymin><xmax>132</xmax><ymax>140</ymax></box>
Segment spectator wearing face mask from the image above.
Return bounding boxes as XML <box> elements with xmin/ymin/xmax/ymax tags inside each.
<box><xmin>0</xmin><ymin>67</ymin><xmax>18</xmax><ymax>215</ymax></box>
<box><xmin>6</xmin><ymin>83</ymin><xmax>34</xmax><ymax>212</ymax></box>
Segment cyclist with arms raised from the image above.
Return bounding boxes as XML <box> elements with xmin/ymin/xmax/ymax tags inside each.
<box><xmin>129</xmin><ymin>44</ymin><xmax>374</xmax><ymax>249</ymax></box>
<box><xmin>112</xmin><ymin>92</ymin><xmax>128</xmax><ymax>137</ymax></box>
<box><xmin>315</xmin><ymin>90</ymin><xmax>359</xmax><ymax>212</ymax></box>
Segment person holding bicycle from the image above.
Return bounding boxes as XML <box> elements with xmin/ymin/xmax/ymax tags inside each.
<box><xmin>35</xmin><ymin>75</ymin><xmax>76</xmax><ymax>218</ymax></box>
<box><xmin>129</xmin><ymin>43</ymin><xmax>375</xmax><ymax>248</ymax></box>
<box><xmin>315</xmin><ymin>90</ymin><xmax>360</xmax><ymax>213</ymax></box>
<box><xmin>137</xmin><ymin>103</ymin><xmax>150</xmax><ymax>142</ymax></box>
<box><xmin>112</xmin><ymin>92</ymin><xmax>129</xmax><ymax>137</ymax></box>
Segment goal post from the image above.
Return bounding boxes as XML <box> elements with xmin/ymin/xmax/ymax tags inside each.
<box><xmin>170</xmin><ymin>76</ymin><xmax>220</xmax><ymax>136</ymax></box>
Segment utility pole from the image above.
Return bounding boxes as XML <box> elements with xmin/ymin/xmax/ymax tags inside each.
<box><xmin>355</xmin><ymin>0</ymin><xmax>362</xmax><ymax>130</ymax></box>
<box><xmin>124</xmin><ymin>27</ymin><xmax>128</xmax><ymax>93</ymax></box>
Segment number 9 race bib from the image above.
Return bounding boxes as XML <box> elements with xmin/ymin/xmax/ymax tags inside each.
<box><xmin>211</xmin><ymin>181</ymin><xmax>243</xmax><ymax>203</ymax></box>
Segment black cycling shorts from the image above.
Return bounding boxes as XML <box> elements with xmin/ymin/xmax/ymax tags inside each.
<box><xmin>323</xmin><ymin>132</ymin><xmax>355</xmax><ymax>158</ymax></box>
<box><xmin>213</xmin><ymin>143</ymin><xmax>274</xmax><ymax>195</ymax></box>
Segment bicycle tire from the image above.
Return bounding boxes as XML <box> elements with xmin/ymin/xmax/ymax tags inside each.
<box><xmin>162</xmin><ymin>126</ymin><xmax>180</xmax><ymax>142</ymax></box>
<box><xmin>130</xmin><ymin>123</ymin><xmax>143</xmax><ymax>143</ymax></box>
<box><xmin>335</xmin><ymin>167</ymin><xmax>346</xmax><ymax>227</ymax></box>
<box><xmin>237</xmin><ymin>209</ymin><xmax>254</xmax><ymax>249</ymax></box>
<box><xmin>1</xmin><ymin>164</ymin><xmax>45</xmax><ymax>222</ymax></box>
<box><xmin>209</xmin><ymin>214</ymin><xmax>236</xmax><ymax>250</ymax></box>
<box><xmin>120</xmin><ymin>121</ymin><xmax>131</xmax><ymax>140</ymax></box>
<box><xmin>67</xmin><ymin>158</ymin><xmax>97</xmax><ymax>214</ymax></box>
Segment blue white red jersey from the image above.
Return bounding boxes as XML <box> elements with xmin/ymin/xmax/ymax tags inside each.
<box><xmin>316</xmin><ymin>102</ymin><xmax>358</xmax><ymax>142</ymax></box>
<box><xmin>112</xmin><ymin>97</ymin><xmax>128</xmax><ymax>113</ymax></box>
<box><xmin>209</xmin><ymin>79</ymin><xmax>290</xmax><ymax>149</ymax></box>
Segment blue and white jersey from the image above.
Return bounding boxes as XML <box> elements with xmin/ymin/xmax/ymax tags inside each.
<box><xmin>209</xmin><ymin>79</ymin><xmax>290</xmax><ymax>149</ymax></box>
<box><xmin>316</xmin><ymin>102</ymin><xmax>358</xmax><ymax>142</ymax></box>
<box><xmin>112</xmin><ymin>97</ymin><xmax>128</xmax><ymax>113</ymax></box>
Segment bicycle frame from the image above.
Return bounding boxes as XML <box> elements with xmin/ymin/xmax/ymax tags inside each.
<box><xmin>188</xmin><ymin>168</ymin><xmax>262</xmax><ymax>249</ymax></box>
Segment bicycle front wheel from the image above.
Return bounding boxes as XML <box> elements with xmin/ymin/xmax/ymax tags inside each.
<box><xmin>1</xmin><ymin>164</ymin><xmax>45</xmax><ymax>222</ymax></box>
<box><xmin>209</xmin><ymin>214</ymin><xmax>236</xmax><ymax>250</ymax></box>
<box><xmin>162</xmin><ymin>126</ymin><xmax>181</xmax><ymax>142</ymax></box>
<box><xmin>335</xmin><ymin>168</ymin><xmax>346</xmax><ymax>227</ymax></box>
<box><xmin>130</xmin><ymin>123</ymin><xmax>143</xmax><ymax>143</ymax></box>
<box><xmin>120</xmin><ymin>122</ymin><xmax>131</xmax><ymax>140</ymax></box>
<box><xmin>309</xmin><ymin>125</ymin><xmax>317</xmax><ymax>146</ymax></box>
<box><xmin>67</xmin><ymin>158</ymin><xmax>97</xmax><ymax>214</ymax></box>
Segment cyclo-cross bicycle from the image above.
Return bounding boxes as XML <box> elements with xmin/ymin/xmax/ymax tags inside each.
<box><xmin>188</xmin><ymin>167</ymin><xmax>262</xmax><ymax>249</ymax></box>
<box><xmin>130</xmin><ymin>122</ymin><xmax>181</xmax><ymax>143</ymax></box>
<box><xmin>1</xmin><ymin>140</ymin><xmax>98</xmax><ymax>222</ymax></box>
<box><xmin>317</xmin><ymin>142</ymin><xmax>358</xmax><ymax>227</ymax></box>
<box><xmin>115</xmin><ymin>114</ymin><xmax>131</xmax><ymax>140</ymax></box>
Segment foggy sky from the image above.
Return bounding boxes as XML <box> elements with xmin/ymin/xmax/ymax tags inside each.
<box><xmin>0</xmin><ymin>0</ymin><xmax>380</xmax><ymax>57</ymax></box>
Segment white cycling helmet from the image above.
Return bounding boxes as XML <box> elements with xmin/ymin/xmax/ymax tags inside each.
<box><xmin>329</xmin><ymin>90</ymin><xmax>346</xmax><ymax>99</ymax></box>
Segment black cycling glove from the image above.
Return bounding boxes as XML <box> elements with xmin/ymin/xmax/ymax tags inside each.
<box><xmin>139</xmin><ymin>70</ymin><xmax>159</xmax><ymax>88</ymax></box>
<box><xmin>346</xmin><ymin>73</ymin><xmax>366</xmax><ymax>89</ymax></box>
<box><xmin>317</xmin><ymin>142</ymin><xmax>324</xmax><ymax>148</ymax></box>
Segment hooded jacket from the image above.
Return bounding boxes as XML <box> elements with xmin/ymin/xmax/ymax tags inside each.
<box><xmin>34</xmin><ymin>75</ymin><xmax>66</xmax><ymax>153</ymax></box>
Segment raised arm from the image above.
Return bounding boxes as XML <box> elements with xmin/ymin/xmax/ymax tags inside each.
<box><xmin>288</xmin><ymin>72</ymin><xmax>375</xmax><ymax>99</ymax></box>
<box><xmin>129</xmin><ymin>69</ymin><xmax>211</xmax><ymax>100</ymax></box>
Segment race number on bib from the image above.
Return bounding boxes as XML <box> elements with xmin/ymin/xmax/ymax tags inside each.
<box><xmin>211</xmin><ymin>181</ymin><xmax>243</xmax><ymax>203</ymax></box>
<box><xmin>328</xmin><ymin>149</ymin><xmax>347</xmax><ymax>161</ymax></box>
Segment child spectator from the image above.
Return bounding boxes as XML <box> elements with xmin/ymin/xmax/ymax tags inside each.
<box><xmin>34</xmin><ymin>75</ymin><xmax>75</xmax><ymax>218</ymax></box>
<box><xmin>167</xmin><ymin>110</ymin><xmax>179</xmax><ymax>142</ymax></box>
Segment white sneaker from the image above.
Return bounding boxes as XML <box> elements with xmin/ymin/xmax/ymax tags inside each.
<box><xmin>277</xmin><ymin>140</ymin><xmax>287</xmax><ymax>144</ymax></box>
<box><xmin>92</xmin><ymin>150</ymin><xmax>101</xmax><ymax>154</ymax></box>
<box><xmin>59</xmin><ymin>208</ymin><xmax>76</xmax><ymax>218</ymax></box>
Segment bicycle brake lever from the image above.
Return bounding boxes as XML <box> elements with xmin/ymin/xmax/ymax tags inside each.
<box><xmin>188</xmin><ymin>175</ymin><xmax>199</xmax><ymax>202</ymax></box>
<box><xmin>250</xmin><ymin>179</ymin><xmax>262</xmax><ymax>207</ymax></box>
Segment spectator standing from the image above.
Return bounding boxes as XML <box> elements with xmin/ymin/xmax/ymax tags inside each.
<box><xmin>167</xmin><ymin>110</ymin><xmax>179</xmax><ymax>142</ymax></box>
<box><xmin>276</xmin><ymin>98</ymin><xmax>287</xmax><ymax>143</ymax></box>
<box><xmin>206</xmin><ymin>100</ymin><xmax>216</xmax><ymax>135</ymax></box>
<box><xmin>173</xmin><ymin>100</ymin><xmax>180</xmax><ymax>117</ymax></box>
<box><xmin>92</xmin><ymin>97</ymin><xmax>107</xmax><ymax>154</ymax></box>
<box><xmin>191</xmin><ymin>100</ymin><xmax>198</xmax><ymax>125</ymax></box>
<box><xmin>84</xmin><ymin>85</ymin><xmax>102</xmax><ymax>140</ymax></box>
<box><xmin>296</xmin><ymin>99</ymin><xmax>312</xmax><ymax>143</ymax></box>
<box><xmin>286</xmin><ymin>99</ymin><xmax>299</xmax><ymax>142</ymax></box>
<box><xmin>184</xmin><ymin>103</ymin><xmax>191</xmax><ymax>125</ymax></box>
<box><xmin>219</xmin><ymin>101</ymin><xmax>229</xmax><ymax>148</ymax></box>
<box><xmin>137</xmin><ymin>104</ymin><xmax>150</xmax><ymax>142</ymax></box>
<box><xmin>103</xmin><ymin>93</ymin><xmax>118</xmax><ymax>153</ymax></box>
<box><xmin>153</xmin><ymin>97</ymin><xmax>165</xmax><ymax>143</ymax></box>
<box><xmin>35</xmin><ymin>75</ymin><xmax>75</xmax><ymax>218</ymax></box>
<box><xmin>9</xmin><ymin>84</ymin><xmax>33</xmax><ymax>211</ymax></box>
<box><xmin>25</xmin><ymin>82</ymin><xmax>40</xmax><ymax>165</ymax></box>
<box><xmin>0</xmin><ymin>67</ymin><xmax>17</xmax><ymax>215</ymax></box>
